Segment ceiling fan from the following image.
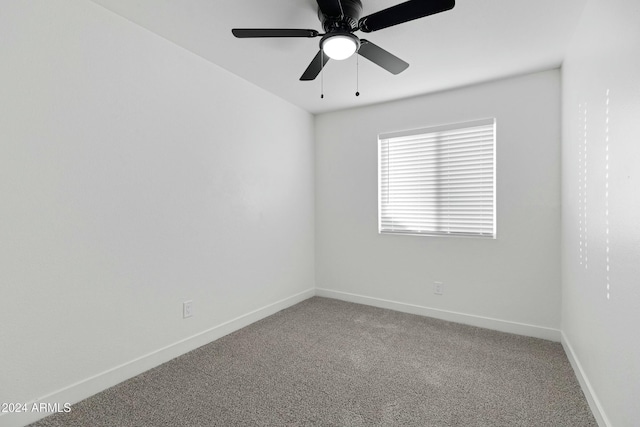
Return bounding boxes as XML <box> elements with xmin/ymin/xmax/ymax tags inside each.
<box><xmin>232</xmin><ymin>0</ymin><xmax>455</xmax><ymax>81</ymax></box>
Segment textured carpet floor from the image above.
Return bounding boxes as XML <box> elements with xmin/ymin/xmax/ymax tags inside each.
<box><xmin>31</xmin><ymin>297</ymin><xmax>596</xmax><ymax>426</ymax></box>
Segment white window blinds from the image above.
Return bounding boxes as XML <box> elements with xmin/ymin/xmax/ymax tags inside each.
<box><xmin>378</xmin><ymin>118</ymin><xmax>496</xmax><ymax>238</ymax></box>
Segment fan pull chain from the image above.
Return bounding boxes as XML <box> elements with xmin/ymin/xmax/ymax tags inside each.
<box><xmin>320</xmin><ymin>51</ymin><xmax>324</xmax><ymax>99</ymax></box>
<box><xmin>355</xmin><ymin>53</ymin><xmax>360</xmax><ymax>97</ymax></box>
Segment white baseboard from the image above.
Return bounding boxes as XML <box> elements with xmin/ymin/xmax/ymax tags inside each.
<box><xmin>1</xmin><ymin>288</ymin><xmax>315</xmax><ymax>427</ymax></box>
<box><xmin>561</xmin><ymin>332</ymin><xmax>611</xmax><ymax>427</ymax></box>
<box><xmin>2</xmin><ymin>287</ymin><xmax>578</xmax><ymax>427</ymax></box>
<box><xmin>315</xmin><ymin>288</ymin><xmax>561</xmax><ymax>342</ymax></box>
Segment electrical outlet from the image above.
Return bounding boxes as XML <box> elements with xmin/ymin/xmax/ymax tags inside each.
<box><xmin>434</xmin><ymin>282</ymin><xmax>443</xmax><ymax>295</ymax></box>
<box><xmin>183</xmin><ymin>300</ymin><xmax>193</xmax><ymax>318</ymax></box>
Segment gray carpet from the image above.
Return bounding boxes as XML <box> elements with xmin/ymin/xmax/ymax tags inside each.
<box><xmin>31</xmin><ymin>297</ymin><xmax>596</xmax><ymax>426</ymax></box>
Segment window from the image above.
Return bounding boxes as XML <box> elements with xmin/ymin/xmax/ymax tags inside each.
<box><xmin>378</xmin><ymin>118</ymin><xmax>496</xmax><ymax>238</ymax></box>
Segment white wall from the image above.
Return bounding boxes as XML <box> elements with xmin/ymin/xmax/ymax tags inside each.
<box><xmin>0</xmin><ymin>1</ymin><xmax>314</xmax><ymax>425</ymax></box>
<box><xmin>315</xmin><ymin>70</ymin><xmax>561</xmax><ymax>339</ymax></box>
<box><xmin>561</xmin><ymin>0</ymin><xmax>640</xmax><ymax>425</ymax></box>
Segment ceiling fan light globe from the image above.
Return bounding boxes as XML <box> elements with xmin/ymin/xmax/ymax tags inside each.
<box><xmin>322</xmin><ymin>35</ymin><xmax>358</xmax><ymax>60</ymax></box>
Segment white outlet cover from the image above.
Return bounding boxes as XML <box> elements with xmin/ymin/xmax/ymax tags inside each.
<box><xmin>434</xmin><ymin>282</ymin><xmax>444</xmax><ymax>295</ymax></box>
<box><xmin>183</xmin><ymin>300</ymin><xmax>193</xmax><ymax>318</ymax></box>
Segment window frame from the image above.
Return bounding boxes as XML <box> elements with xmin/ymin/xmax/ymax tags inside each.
<box><xmin>378</xmin><ymin>118</ymin><xmax>497</xmax><ymax>239</ymax></box>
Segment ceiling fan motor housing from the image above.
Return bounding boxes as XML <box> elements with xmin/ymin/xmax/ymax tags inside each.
<box><xmin>318</xmin><ymin>0</ymin><xmax>363</xmax><ymax>32</ymax></box>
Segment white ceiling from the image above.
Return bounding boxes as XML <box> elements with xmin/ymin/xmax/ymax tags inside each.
<box><xmin>90</xmin><ymin>0</ymin><xmax>587</xmax><ymax>114</ymax></box>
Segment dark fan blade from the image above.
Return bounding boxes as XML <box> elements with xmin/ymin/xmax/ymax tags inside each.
<box><xmin>359</xmin><ymin>0</ymin><xmax>455</xmax><ymax>33</ymax></box>
<box><xmin>232</xmin><ymin>29</ymin><xmax>319</xmax><ymax>38</ymax></box>
<box><xmin>358</xmin><ymin>40</ymin><xmax>409</xmax><ymax>75</ymax></box>
<box><xmin>300</xmin><ymin>51</ymin><xmax>330</xmax><ymax>81</ymax></box>
<box><xmin>316</xmin><ymin>0</ymin><xmax>343</xmax><ymax>18</ymax></box>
